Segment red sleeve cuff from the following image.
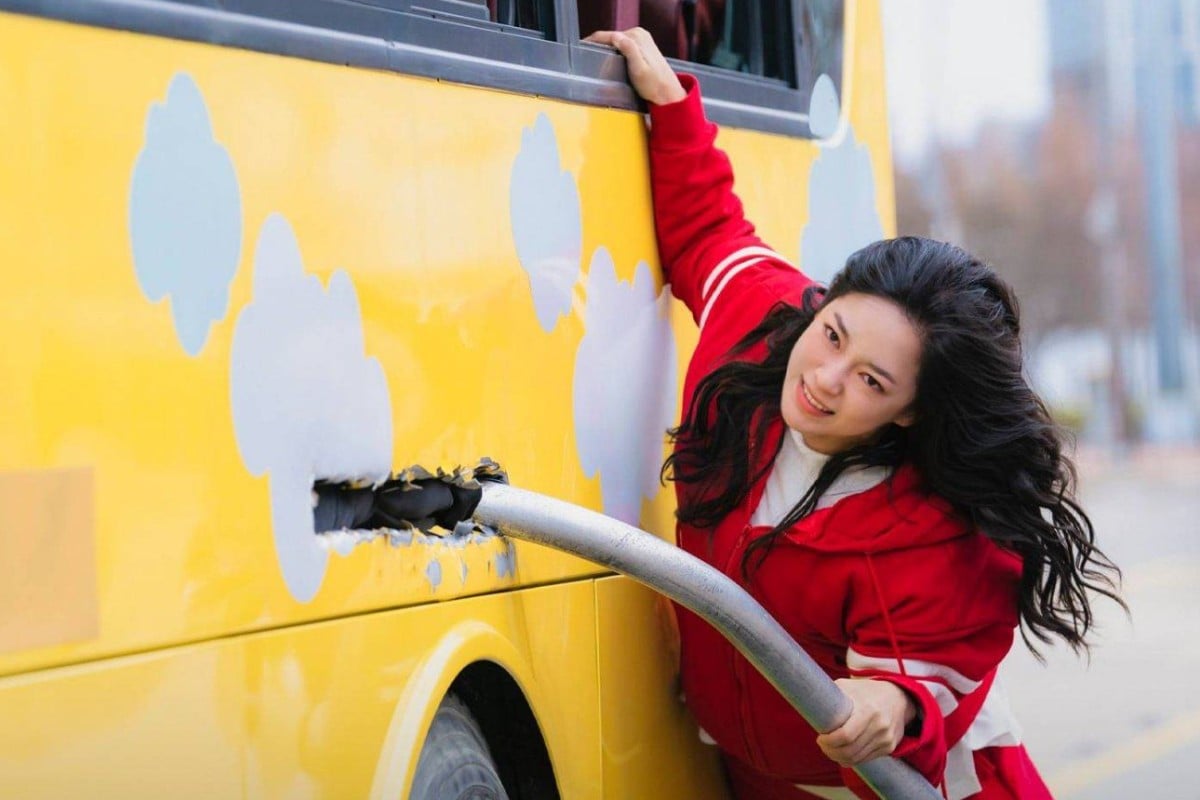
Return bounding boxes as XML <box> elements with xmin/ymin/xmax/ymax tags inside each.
<box><xmin>867</xmin><ymin>674</ymin><xmax>947</xmax><ymax>787</ymax></box>
<box><xmin>647</xmin><ymin>73</ymin><xmax>712</xmax><ymax>150</ymax></box>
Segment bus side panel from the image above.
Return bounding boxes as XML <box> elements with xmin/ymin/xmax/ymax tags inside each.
<box><xmin>595</xmin><ymin>575</ymin><xmax>730</xmax><ymax>799</ymax></box>
<box><xmin>0</xmin><ymin>11</ymin><xmax>672</xmax><ymax>676</ymax></box>
<box><xmin>0</xmin><ymin>641</ymin><xmax>246</xmax><ymax>798</ymax></box>
<box><xmin>846</xmin><ymin>0</ymin><xmax>898</xmax><ymax>236</ymax></box>
<box><xmin>0</xmin><ymin>581</ymin><xmax>602</xmax><ymax>799</ymax></box>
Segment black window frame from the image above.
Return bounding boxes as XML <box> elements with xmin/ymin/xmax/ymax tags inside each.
<box><xmin>0</xmin><ymin>0</ymin><xmax>843</xmax><ymax>137</ymax></box>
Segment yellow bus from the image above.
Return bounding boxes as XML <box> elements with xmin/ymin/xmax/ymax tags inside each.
<box><xmin>0</xmin><ymin>0</ymin><xmax>895</xmax><ymax>796</ymax></box>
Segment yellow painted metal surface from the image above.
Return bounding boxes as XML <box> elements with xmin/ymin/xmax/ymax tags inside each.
<box><xmin>595</xmin><ymin>575</ymin><xmax>731</xmax><ymax>799</ymax></box>
<box><xmin>0</xmin><ymin>581</ymin><xmax>601</xmax><ymax>798</ymax></box>
<box><xmin>0</xmin><ymin>468</ymin><xmax>98</xmax><ymax>654</ymax></box>
<box><xmin>0</xmin><ymin>11</ymin><xmax>669</xmax><ymax>674</ymax></box>
<box><xmin>0</xmin><ymin>639</ymin><xmax>246</xmax><ymax>797</ymax></box>
<box><xmin>0</xmin><ymin>0</ymin><xmax>895</xmax><ymax>795</ymax></box>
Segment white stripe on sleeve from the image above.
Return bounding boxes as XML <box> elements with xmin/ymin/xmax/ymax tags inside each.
<box><xmin>846</xmin><ymin>647</ymin><xmax>983</xmax><ymax>695</ymax></box>
<box><xmin>699</xmin><ymin>258</ymin><xmax>764</xmax><ymax>329</ymax></box>
<box><xmin>697</xmin><ymin>246</ymin><xmax>797</xmax><ymax>330</ymax></box>
<box><xmin>846</xmin><ymin>648</ymin><xmax>1024</xmax><ymax>800</ymax></box>
<box><xmin>943</xmin><ymin>679</ymin><xmax>1022</xmax><ymax>800</ymax></box>
<box><xmin>699</xmin><ymin>245</ymin><xmax>788</xmax><ymax>303</ymax></box>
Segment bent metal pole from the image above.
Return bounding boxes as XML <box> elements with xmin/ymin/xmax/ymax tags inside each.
<box><xmin>473</xmin><ymin>482</ymin><xmax>943</xmax><ymax>800</ymax></box>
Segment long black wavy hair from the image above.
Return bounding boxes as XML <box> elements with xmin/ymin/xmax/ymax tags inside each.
<box><xmin>663</xmin><ymin>237</ymin><xmax>1124</xmax><ymax>656</ymax></box>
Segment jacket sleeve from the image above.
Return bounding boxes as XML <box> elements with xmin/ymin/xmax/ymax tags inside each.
<box><xmin>839</xmin><ymin>544</ymin><xmax>1023</xmax><ymax>796</ymax></box>
<box><xmin>647</xmin><ymin>73</ymin><xmax>805</xmax><ymax>327</ymax></box>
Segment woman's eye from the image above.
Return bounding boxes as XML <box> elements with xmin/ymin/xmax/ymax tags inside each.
<box><xmin>824</xmin><ymin>324</ymin><xmax>839</xmax><ymax>345</ymax></box>
<box><xmin>862</xmin><ymin>374</ymin><xmax>883</xmax><ymax>392</ymax></box>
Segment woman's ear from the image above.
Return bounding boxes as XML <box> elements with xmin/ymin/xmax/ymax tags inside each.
<box><xmin>893</xmin><ymin>409</ymin><xmax>916</xmax><ymax>428</ymax></box>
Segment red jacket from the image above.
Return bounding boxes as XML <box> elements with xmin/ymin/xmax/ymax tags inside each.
<box><xmin>648</xmin><ymin>75</ymin><xmax>1053</xmax><ymax>800</ymax></box>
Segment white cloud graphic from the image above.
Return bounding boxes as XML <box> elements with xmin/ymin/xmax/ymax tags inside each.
<box><xmin>509</xmin><ymin>113</ymin><xmax>582</xmax><ymax>332</ymax></box>
<box><xmin>573</xmin><ymin>249</ymin><xmax>678</xmax><ymax>524</ymax></box>
<box><xmin>808</xmin><ymin>74</ymin><xmax>841</xmax><ymax>139</ymax></box>
<box><xmin>129</xmin><ymin>72</ymin><xmax>242</xmax><ymax>356</ymax></box>
<box><xmin>230</xmin><ymin>214</ymin><xmax>393</xmax><ymax>602</ymax></box>
<box><xmin>800</xmin><ymin>76</ymin><xmax>884</xmax><ymax>284</ymax></box>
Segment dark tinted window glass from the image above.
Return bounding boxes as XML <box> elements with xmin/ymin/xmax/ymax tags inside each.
<box><xmin>354</xmin><ymin>0</ymin><xmax>556</xmax><ymax>38</ymax></box>
<box><xmin>621</xmin><ymin>0</ymin><xmax>797</xmax><ymax>84</ymax></box>
<box><xmin>797</xmin><ymin>1</ymin><xmax>844</xmax><ymax>98</ymax></box>
<box><xmin>760</xmin><ymin>0</ymin><xmax>796</xmax><ymax>82</ymax></box>
<box><xmin>487</xmin><ymin>0</ymin><xmax>557</xmax><ymax>36</ymax></box>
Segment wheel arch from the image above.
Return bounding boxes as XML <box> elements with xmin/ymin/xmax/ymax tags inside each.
<box><xmin>368</xmin><ymin>619</ymin><xmax>559</xmax><ymax>800</ymax></box>
<box><xmin>450</xmin><ymin>660</ymin><xmax>559</xmax><ymax>799</ymax></box>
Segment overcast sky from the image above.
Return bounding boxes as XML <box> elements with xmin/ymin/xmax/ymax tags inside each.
<box><xmin>881</xmin><ymin>0</ymin><xmax>1053</xmax><ymax>165</ymax></box>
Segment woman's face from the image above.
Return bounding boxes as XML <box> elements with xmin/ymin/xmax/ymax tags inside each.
<box><xmin>781</xmin><ymin>293</ymin><xmax>922</xmax><ymax>454</ymax></box>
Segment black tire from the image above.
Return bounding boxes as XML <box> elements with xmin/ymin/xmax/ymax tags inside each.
<box><xmin>410</xmin><ymin>694</ymin><xmax>511</xmax><ymax>800</ymax></box>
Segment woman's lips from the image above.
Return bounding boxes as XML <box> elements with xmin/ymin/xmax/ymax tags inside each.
<box><xmin>797</xmin><ymin>379</ymin><xmax>834</xmax><ymax>416</ymax></box>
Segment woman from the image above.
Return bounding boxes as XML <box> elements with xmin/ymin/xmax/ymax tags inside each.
<box><xmin>585</xmin><ymin>28</ymin><xmax>1124</xmax><ymax>800</ymax></box>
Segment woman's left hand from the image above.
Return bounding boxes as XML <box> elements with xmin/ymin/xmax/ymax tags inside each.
<box><xmin>582</xmin><ymin>28</ymin><xmax>687</xmax><ymax>105</ymax></box>
<box><xmin>816</xmin><ymin>678</ymin><xmax>917</xmax><ymax>765</ymax></box>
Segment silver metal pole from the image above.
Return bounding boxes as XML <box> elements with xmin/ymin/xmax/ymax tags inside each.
<box><xmin>474</xmin><ymin>482</ymin><xmax>943</xmax><ymax>800</ymax></box>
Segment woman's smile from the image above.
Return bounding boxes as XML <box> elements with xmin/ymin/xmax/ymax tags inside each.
<box><xmin>798</xmin><ymin>379</ymin><xmax>834</xmax><ymax>416</ymax></box>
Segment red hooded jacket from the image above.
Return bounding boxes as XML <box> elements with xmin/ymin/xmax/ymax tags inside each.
<box><xmin>649</xmin><ymin>75</ymin><xmax>1053</xmax><ymax>800</ymax></box>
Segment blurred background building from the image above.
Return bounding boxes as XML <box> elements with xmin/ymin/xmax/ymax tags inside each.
<box><xmin>885</xmin><ymin>0</ymin><xmax>1200</xmax><ymax>448</ymax></box>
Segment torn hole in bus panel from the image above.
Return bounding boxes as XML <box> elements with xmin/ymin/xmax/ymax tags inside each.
<box><xmin>312</xmin><ymin>460</ymin><xmax>508</xmax><ymax>549</ymax></box>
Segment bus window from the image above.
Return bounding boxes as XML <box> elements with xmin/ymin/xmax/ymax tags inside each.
<box><xmin>588</xmin><ymin>1</ymin><xmax>847</xmax><ymax>92</ymax></box>
<box><xmin>578</xmin><ymin>0</ymin><xmax>641</xmax><ymax>48</ymax></box>
<box><xmin>604</xmin><ymin>0</ymin><xmax>799</xmax><ymax>84</ymax></box>
<box><xmin>351</xmin><ymin>0</ymin><xmax>557</xmax><ymax>38</ymax></box>
<box><xmin>395</xmin><ymin>0</ymin><xmax>557</xmax><ymax>38</ymax></box>
<box><xmin>575</xmin><ymin>0</ymin><xmax>844</xmax><ymax>135</ymax></box>
<box><xmin>695</xmin><ymin>1</ymin><xmax>739</xmax><ymax>70</ymax></box>
<box><xmin>796</xmin><ymin>0</ymin><xmax>845</xmax><ymax>103</ymax></box>
<box><xmin>487</xmin><ymin>0</ymin><xmax>557</xmax><ymax>36</ymax></box>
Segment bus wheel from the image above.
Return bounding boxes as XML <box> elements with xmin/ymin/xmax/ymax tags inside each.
<box><xmin>410</xmin><ymin>693</ymin><xmax>510</xmax><ymax>800</ymax></box>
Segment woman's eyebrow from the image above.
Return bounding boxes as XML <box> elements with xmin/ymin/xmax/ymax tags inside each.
<box><xmin>834</xmin><ymin>311</ymin><xmax>898</xmax><ymax>385</ymax></box>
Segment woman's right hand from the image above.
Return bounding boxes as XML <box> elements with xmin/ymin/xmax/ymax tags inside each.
<box><xmin>583</xmin><ymin>28</ymin><xmax>687</xmax><ymax>106</ymax></box>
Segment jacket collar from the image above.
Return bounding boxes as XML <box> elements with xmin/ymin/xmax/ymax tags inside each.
<box><xmin>751</xmin><ymin>417</ymin><xmax>972</xmax><ymax>554</ymax></box>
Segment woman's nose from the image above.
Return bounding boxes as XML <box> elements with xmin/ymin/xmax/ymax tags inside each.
<box><xmin>812</xmin><ymin>363</ymin><xmax>842</xmax><ymax>395</ymax></box>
